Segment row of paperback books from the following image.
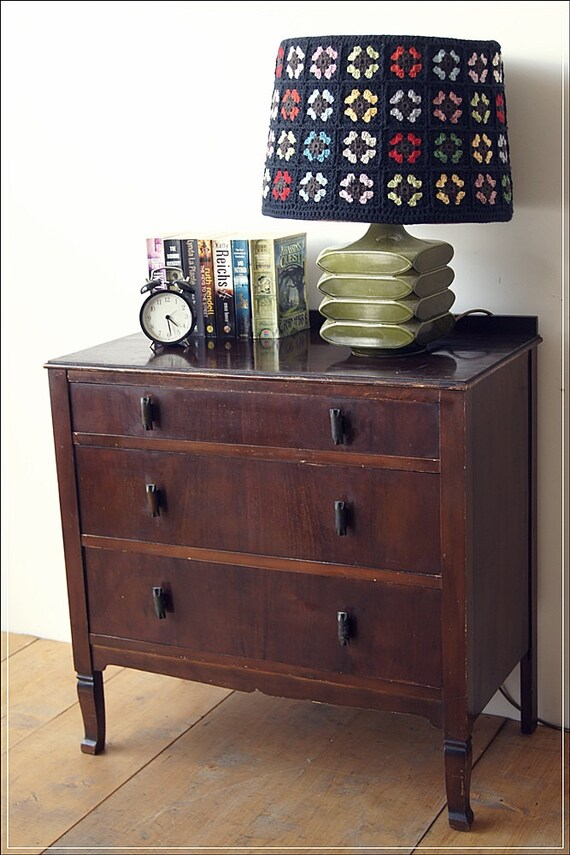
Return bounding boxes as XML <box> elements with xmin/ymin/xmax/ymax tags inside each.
<box><xmin>146</xmin><ymin>231</ymin><xmax>309</xmax><ymax>340</ymax></box>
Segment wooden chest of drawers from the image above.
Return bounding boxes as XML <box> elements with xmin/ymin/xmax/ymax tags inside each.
<box><xmin>47</xmin><ymin>314</ymin><xmax>540</xmax><ymax>831</ymax></box>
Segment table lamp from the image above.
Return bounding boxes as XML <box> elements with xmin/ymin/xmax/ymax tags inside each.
<box><xmin>261</xmin><ymin>34</ymin><xmax>513</xmax><ymax>355</ymax></box>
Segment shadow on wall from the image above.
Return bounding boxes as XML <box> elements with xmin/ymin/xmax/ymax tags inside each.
<box><xmin>506</xmin><ymin>60</ymin><xmax>563</xmax><ymax>208</ymax></box>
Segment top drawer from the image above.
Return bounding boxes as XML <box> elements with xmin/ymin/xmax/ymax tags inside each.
<box><xmin>69</xmin><ymin>382</ymin><xmax>439</xmax><ymax>459</ymax></box>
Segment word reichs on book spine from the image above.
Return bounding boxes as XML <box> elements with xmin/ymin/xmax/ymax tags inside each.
<box><xmin>249</xmin><ymin>233</ymin><xmax>308</xmax><ymax>339</ymax></box>
<box><xmin>212</xmin><ymin>236</ymin><xmax>236</xmax><ymax>338</ymax></box>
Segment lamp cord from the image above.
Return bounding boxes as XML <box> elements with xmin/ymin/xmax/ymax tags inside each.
<box><xmin>499</xmin><ymin>684</ymin><xmax>569</xmax><ymax>733</ymax></box>
<box><xmin>455</xmin><ymin>308</ymin><xmax>494</xmax><ymax>320</ymax></box>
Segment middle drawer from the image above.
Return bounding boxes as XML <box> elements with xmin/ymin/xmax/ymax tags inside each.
<box><xmin>76</xmin><ymin>446</ymin><xmax>441</xmax><ymax>574</ymax></box>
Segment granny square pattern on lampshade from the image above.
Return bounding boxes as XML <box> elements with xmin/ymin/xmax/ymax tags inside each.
<box><xmin>261</xmin><ymin>34</ymin><xmax>513</xmax><ymax>224</ymax></box>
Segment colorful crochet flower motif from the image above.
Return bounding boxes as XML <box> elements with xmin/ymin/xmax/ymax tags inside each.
<box><xmin>390</xmin><ymin>89</ymin><xmax>421</xmax><ymax>122</ymax></box>
<box><xmin>281</xmin><ymin>89</ymin><xmax>301</xmax><ymax>121</ymax></box>
<box><xmin>502</xmin><ymin>175</ymin><xmax>512</xmax><ymax>204</ymax></box>
<box><xmin>347</xmin><ymin>45</ymin><xmax>380</xmax><ymax>79</ymax></box>
<box><xmin>342</xmin><ymin>130</ymin><xmax>377</xmax><ymax>164</ymax></box>
<box><xmin>389</xmin><ymin>132</ymin><xmax>422</xmax><ymax>164</ymax></box>
<box><xmin>471</xmin><ymin>133</ymin><xmax>493</xmax><ymax>165</ymax></box>
<box><xmin>467</xmin><ymin>52</ymin><xmax>489</xmax><ymax>83</ymax></box>
<box><xmin>310</xmin><ymin>45</ymin><xmax>338</xmax><ymax>79</ymax></box>
<box><xmin>471</xmin><ymin>92</ymin><xmax>491</xmax><ymax>124</ymax></box>
<box><xmin>492</xmin><ymin>52</ymin><xmax>503</xmax><ymax>83</ymax></box>
<box><xmin>286</xmin><ymin>46</ymin><xmax>305</xmax><ymax>79</ymax></box>
<box><xmin>307</xmin><ymin>89</ymin><xmax>334</xmax><ymax>121</ymax></box>
<box><xmin>272</xmin><ymin>170</ymin><xmax>292</xmax><ymax>201</ymax></box>
<box><xmin>303</xmin><ymin>130</ymin><xmax>332</xmax><ymax>163</ymax></box>
<box><xmin>434</xmin><ymin>132</ymin><xmax>463</xmax><ymax>164</ymax></box>
<box><xmin>496</xmin><ymin>94</ymin><xmax>506</xmax><ymax>123</ymax></box>
<box><xmin>266</xmin><ymin>129</ymin><xmax>275</xmax><ymax>160</ymax></box>
<box><xmin>475</xmin><ymin>173</ymin><xmax>497</xmax><ymax>205</ymax></box>
<box><xmin>390</xmin><ymin>45</ymin><xmax>422</xmax><ymax>79</ymax></box>
<box><xmin>435</xmin><ymin>173</ymin><xmax>466</xmax><ymax>206</ymax></box>
<box><xmin>433</xmin><ymin>91</ymin><xmax>463</xmax><ymax>123</ymax></box>
<box><xmin>276</xmin><ymin>130</ymin><xmax>296</xmax><ymax>161</ymax></box>
<box><xmin>299</xmin><ymin>171</ymin><xmax>328</xmax><ymax>202</ymax></box>
<box><xmin>432</xmin><ymin>48</ymin><xmax>460</xmax><ymax>81</ymax></box>
<box><xmin>387</xmin><ymin>174</ymin><xmax>423</xmax><ymax>206</ymax></box>
<box><xmin>262</xmin><ymin>168</ymin><xmax>271</xmax><ymax>199</ymax></box>
<box><xmin>344</xmin><ymin>89</ymin><xmax>378</xmax><ymax>123</ymax></box>
<box><xmin>498</xmin><ymin>133</ymin><xmax>509</xmax><ymax>164</ymax></box>
<box><xmin>271</xmin><ymin>89</ymin><xmax>279</xmax><ymax>120</ymax></box>
<box><xmin>275</xmin><ymin>46</ymin><xmax>285</xmax><ymax>79</ymax></box>
<box><xmin>339</xmin><ymin>173</ymin><xmax>374</xmax><ymax>204</ymax></box>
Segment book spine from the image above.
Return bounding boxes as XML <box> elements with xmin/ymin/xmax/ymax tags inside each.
<box><xmin>162</xmin><ymin>238</ymin><xmax>185</xmax><ymax>283</ymax></box>
<box><xmin>231</xmin><ymin>238</ymin><xmax>253</xmax><ymax>339</ymax></box>
<box><xmin>146</xmin><ymin>237</ymin><xmax>165</xmax><ymax>280</ymax></box>
<box><xmin>197</xmin><ymin>239</ymin><xmax>217</xmax><ymax>338</ymax></box>
<box><xmin>180</xmin><ymin>237</ymin><xmax>205</xmax><ymax>337</ymax></box>
<box><xmin>274</xmin><ymin>233</ymin><xmax>309</xmax><ymax>337</ymax></box>
<box><xmin>249</xmin><ymin>237</ymin><xmax>279</xmax><ymax>339</ymax></box>
<box><xmin>212</xmin><ymin>236</ymin><xmax>236</xmax><ymax>338</ymax></box>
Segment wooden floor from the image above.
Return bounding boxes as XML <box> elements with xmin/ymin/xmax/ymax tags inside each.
<box><xmin>2</xmin><ymin>632</ymin><xmax>567</xmax><ymax>854</ymax></box>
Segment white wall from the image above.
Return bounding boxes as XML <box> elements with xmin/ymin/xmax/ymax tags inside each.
<box><xmin>1</xmin><ymin>0</ymin><xmax>568</xmax><ymax>728</ymax></box>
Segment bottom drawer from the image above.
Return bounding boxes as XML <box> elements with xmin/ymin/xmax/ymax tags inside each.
<box><xmin>85</xmin><ymin>549</ymin><xmax>442</xmax><ymax>689</ymax></box>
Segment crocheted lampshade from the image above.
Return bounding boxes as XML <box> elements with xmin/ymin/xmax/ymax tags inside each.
<box><xmin>261</xmin><ymin>34</ymin><xmax>513</xmax><ymax>354</ymax></box>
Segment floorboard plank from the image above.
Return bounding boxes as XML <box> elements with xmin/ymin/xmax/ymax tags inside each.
<box><xmin>5</xmin><ymin>634</ymin><xmax>563</xmax><ymax>854</ymax></box>
<box><xmin>3</xmin><ymin>638</ymin><xmax>122</xmax><ymax>749</ymax></box>
<box><xmin>415</xmin><ymin>721</ymin><xmax>568</xmax><ymax>853</ymax></box>
<box><xmin>1</xmin><ymin>632</ymin><xmax>37</xmax><ymax>662</ymax></box>
<box><xmin>46</xmin><ymin>691</ymin><xmax>503</xmax><ymax>854</ymax></box>
<box><xmin>3</xmin><ymin>666</ymin><xmax>232</xmax><ymax>854</ymax></box>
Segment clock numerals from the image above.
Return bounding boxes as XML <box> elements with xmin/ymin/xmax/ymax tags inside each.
<box><xmin>140</xmin><ymin>290</ymin><xmax>195</xmax><ymax>346</ymax></box>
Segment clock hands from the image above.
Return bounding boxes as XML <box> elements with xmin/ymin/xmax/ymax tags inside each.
<box><xmin>165</xmin><ymin>314</ymin><xmax>180</xmax><ymax>336</ymax></box>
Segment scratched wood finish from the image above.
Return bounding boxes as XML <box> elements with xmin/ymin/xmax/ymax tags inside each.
<box><xmin>69</xmin><ymin>380</ymin><xmax>440</xmax><ymax>459</ymax></box>
<box><xmin>75</xmin><ymin>446</ymin><xmax>441</xmax><ymax>573</ymax></box>
<box><xmin>84</xmin><ymin>549</ymin><xmax>443</xmax><ymax>688</ymax></box>
<box><xmin>45</xmin><ymin>315</ymin><xmax>541</xmax><ymax>831</ymax></box>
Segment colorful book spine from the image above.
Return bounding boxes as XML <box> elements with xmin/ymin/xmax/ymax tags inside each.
<box><xmin>162</xmin><ymin>237</ymin><xmax>185</xmax><ymax>283</ymax></box>
<box><xmin>212</xmin><ymin>236</ymin><xmax>236</xmax><ymax>338</ymax></box>
<box><xmin>146</xmin><ymin>237</ymin><xmax>165</xmax><ymax>280</ymax></box>
<box><xmin>180</xmin><ymin>237</ymin><xmax>205</xmax><ymax>338</ymax></box>
<box><xmin>275</xmin><ymin>233</ymin><xmax>309</xmax><ymax>336</ymax></box>
<box><xmin>249</xmin><ymin>233</ymin><xmax>308</xmax><ymax>339</ymax></box>
<box><xmin>197</xmin><ymin>238</ymin><xmax>217</xmax><ymax>338</ymax></box>
<box><xmin>231</xmin><ymin>238</ymin><xmax>253</xmax><ymax>339</ymax></box>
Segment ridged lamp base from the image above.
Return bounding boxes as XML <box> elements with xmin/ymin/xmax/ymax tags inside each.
<box><xmin>317</xmin><ymin>224</ymin><xmax>456</xmax><ymax>356</ymax></box>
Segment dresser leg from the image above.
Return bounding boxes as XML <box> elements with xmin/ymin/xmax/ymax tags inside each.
<box><xmin>77</xmin><ymin>671</ymin><xmax>106</xmax><ymax>754</ymax></box>
<box><xmin>444</xmin><ymin>736</ymin><xmax>474</xmax><ymax>830</ymax></box>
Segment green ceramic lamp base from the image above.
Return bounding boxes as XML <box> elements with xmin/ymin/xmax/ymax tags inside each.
<box><xmin>317</xmin><ymin>224</ymin><xmax>456</xmax><ymax>355</ymax></box>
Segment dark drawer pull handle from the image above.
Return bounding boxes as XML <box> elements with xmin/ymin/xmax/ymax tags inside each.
<box><xmin>329</xmin><ymin>408</ymin><xmax>345</xmax><ymax>445</ymax></box>
<box><xmin>140</xmin><ymin>395</ymin><xmax>154</xmax><ymax>431</ymax></box>
<box><xmin>337</xmin><ymin>610</ymin><xmax>350</xmax><ymax>646</ymax></box>
<box><xmin>335</xmin><ymin>500</ymin><xmax>347</xmax><ymax>536</ymax></box>
<box><xmin>152</xmin><ymin>586</ymin><xmax>167</xmax><ymax>620</ymax></box>
<box><xmin>146</xmin><ymin>483</ymin><xmax>160</xmax><ymax>517</ymax></box>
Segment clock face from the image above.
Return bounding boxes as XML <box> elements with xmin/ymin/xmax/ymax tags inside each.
<box><xmin>140</xmin><ymin>291</ymin><xmax>195</xmax><ymax>344</ymax></box>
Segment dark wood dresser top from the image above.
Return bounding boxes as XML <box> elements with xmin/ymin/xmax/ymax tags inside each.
<box><xmin>46</xmin><ymin>314</ymin><xmax>540</xmax><ymax>389</ymax></box>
